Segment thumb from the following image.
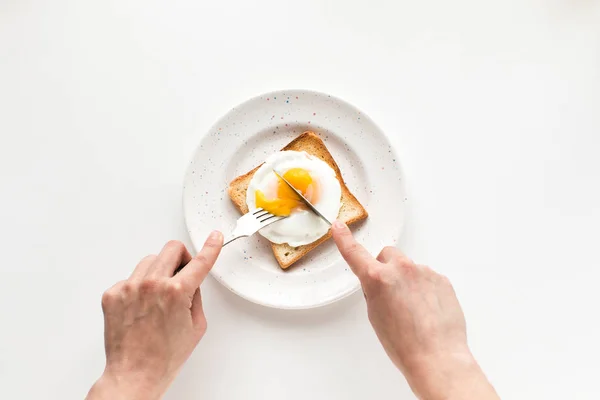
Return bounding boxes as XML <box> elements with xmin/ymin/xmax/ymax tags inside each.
<box><xmin>175</xmin><ymin>231</ymin><xmax>223</xmax><ymax>291</ymax></box>
<box><xmin>331</xmin><ymin>220</ymin><xmax>375</xmax><ymax>279</ymax></box>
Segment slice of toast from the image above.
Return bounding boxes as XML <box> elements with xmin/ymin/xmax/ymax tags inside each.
<box><xmin>227</xmin><ymin>131</ymin><xmax>368</xmax><ymax>269</ymax></box>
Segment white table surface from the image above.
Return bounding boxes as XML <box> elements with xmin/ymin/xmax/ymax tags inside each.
<box><xmin>1</xmin><ymin>1</ymin><xmax>599</xmax><ymax>399</ymax></box>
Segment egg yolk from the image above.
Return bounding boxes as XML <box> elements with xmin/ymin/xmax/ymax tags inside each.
<box><xmin>255</xmin><ymin>168</ymin><xmax>316</xmax><ymax>216</ymax></box>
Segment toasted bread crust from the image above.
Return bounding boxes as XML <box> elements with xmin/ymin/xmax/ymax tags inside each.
<box><xmin>227</xmin><ymin>131</ymin><xmax>368</xmax><ymax>269</ymax></box>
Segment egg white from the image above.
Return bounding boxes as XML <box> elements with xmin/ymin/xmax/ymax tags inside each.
<box><xmin>246</xmin><ymin>150</ymin><xmax>342</xmax><ymax>246</ymax></box>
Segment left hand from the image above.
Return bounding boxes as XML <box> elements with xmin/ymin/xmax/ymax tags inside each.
<box><xmin>86</xmin><ymin>232</ymin><xmax>223</xmax><ymax>400</ymax></box>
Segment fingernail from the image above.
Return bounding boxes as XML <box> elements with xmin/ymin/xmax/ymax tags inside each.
<box><xmin>332</xmin><ymin>220</ymin><xmax>346</xmax><ymax>230</ymax></box>
<box><xmin>208</xmin><ymin>231</ymin><xmax>222</xmax><ymax>241</ymax></box>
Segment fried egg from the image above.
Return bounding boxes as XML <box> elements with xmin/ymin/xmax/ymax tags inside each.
<box><xmin>246</xmin><ymin>150</ymin><xmax>342</xmax><ymax>246</ymax></box>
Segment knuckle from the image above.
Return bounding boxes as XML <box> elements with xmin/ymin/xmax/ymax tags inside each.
<box><xmin>101</xmin><ymin>281</ymin><xmax>124</xmax><ymax>309</ymax></box>
<box><xmin>205</xmin><ymin>238</ymin><xmax>220</xmax><ymax>248</ymax></box>
<box><xmin>166</xmin><ymin>282</ymin><xmax>185</xmax><ymax>297</ymax></box>
<box><xmin>396</xmin><ymin>254</ymin><xmax>414</xmax><ymax>266</ymax></box>
<box><xmin>420</xmin><ymin>264</ymin><xmax>434</xmax><ymax>274</ymax></box>
<box><xmin>338</xmin><ymin>229</ymin><xmax>352</xmax><ymax>242</ymax></box>
<box><xmin>382</xmin><ymin>246</ymin><xmax>396</xmax><ymax>255</ymax></box>
<box><xmin>119</xmin><ymin>281</ymin><xmax>135</xmax><ymax>297</ymax></box>
<box><xmin>366</xmin><ymin>265</ymin><xmax>384</xmax><ymax>283</ymax></box>
<box><xmin>166</xmin><ymin>240</ymin><xmax>186</xmax><ymax>252</ymax></box>
<box><xmin>397</xmin><ymin>258</ymin><xmax>417</xmax><ymax>276</ymax></box>
<box><xmin>345</xmin><ymin>242</ymin><xmax>362</xmax><ymax>257</ymax></box>
<box><xmin>140</xmin><ymin>278</ymin><xmax>160</xmax><ymax>293</ymax></box>
<box><xmin>101</xmin><ymin>291</ymin><xmax>114</xmax><ymax>309</ymax></box>
<box><xmin>438</xmin><ymin>273</ymin><xmax>451</xmax><ymax>285</ymax></box>
<box><xmin>195</xmin><ymin>254</ymin><xmax>209</xmax><ymax>266</ymax></box>
<box><xmin>377</xmin><ymin>246</ymin><xmax>397</xmax><ymax>263</ymax></box>
<box><xmin>138</xmin><ymin>254</ymin><xmax>157</xmax><ymax>265</ymax></box>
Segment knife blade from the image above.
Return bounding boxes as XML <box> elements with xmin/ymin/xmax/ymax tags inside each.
<box><xmin>272</xmin><ymin>170</ymin><xmax>332</xmax><ymax>226</ymax></box>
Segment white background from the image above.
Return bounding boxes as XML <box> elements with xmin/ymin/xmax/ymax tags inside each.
<box><xmin>1</xmin><ymin>1</ymin><xmax>599</xmax><ymax>399</ymax></box>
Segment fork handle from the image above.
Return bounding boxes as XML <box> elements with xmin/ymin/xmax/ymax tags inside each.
<box><xmin>222</xmin><ymin>235</ymin><xmax>243</xmax><ymax>247</ymax></box>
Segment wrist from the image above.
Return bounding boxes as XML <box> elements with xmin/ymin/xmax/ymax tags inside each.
<box><xmin>405</xmin><ymin>350</ymin><xmax>496</xmax><ymax>400</ymax></box>
<box><xmin>87</xmin><ymin>369</ymin><xmax>164</xmax><ymax>400</ymax></box>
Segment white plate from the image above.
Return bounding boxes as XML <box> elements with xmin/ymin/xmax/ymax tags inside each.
<box><xmin>183</xmin><ymin>90</ymin><xmax>406</xmax><ymax>309</ymax></box>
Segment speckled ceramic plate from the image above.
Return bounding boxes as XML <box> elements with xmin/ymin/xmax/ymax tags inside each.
<box><xmin>183</xmin><ymin>90</ymin><xmax>406</xmax><ymax>309</ymax></box>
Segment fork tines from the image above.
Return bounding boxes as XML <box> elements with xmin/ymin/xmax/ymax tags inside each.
<box><xmin>253</xmin><ymin>208</ymin><xmax>282</xmax><ymax>224</ymax></box>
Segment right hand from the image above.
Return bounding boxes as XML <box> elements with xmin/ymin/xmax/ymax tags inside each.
<box><xmin>331</xmin><ymin>221</ymin><xmax>499</xmax><ymax>400</ymax></box>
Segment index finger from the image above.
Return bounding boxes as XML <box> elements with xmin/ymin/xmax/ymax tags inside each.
<box><xmin>174</xmin><ymin>231</ymin><xmax>223</xmax><ymax>290</ymax></box>
<box><xmin>331</xmin><ymin>220</ymin><xmax>376</xmax><ymax>279</ymax></box>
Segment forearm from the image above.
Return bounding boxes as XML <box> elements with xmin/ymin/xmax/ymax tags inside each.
<box><xmin>406</xmin><ymin>352</ymin><xmax>500</xmax><ymax>400</ymax></box>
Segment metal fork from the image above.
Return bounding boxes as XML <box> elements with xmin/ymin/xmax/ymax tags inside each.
<box><xmin>223</xmin><ymin>208</ymin><xmax>286</xmax><ymax>246</ymax></box>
